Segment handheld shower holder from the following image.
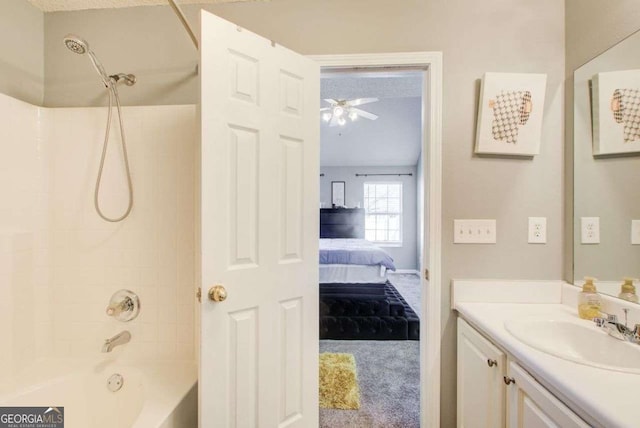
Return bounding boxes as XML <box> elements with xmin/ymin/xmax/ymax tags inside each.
<box><xmin>110</xmin><ymin>74</ymin><xmax>137</xmax><ymax>86</ymax></box>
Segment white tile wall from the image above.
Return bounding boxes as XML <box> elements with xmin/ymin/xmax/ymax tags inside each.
<box><xmin>0</xmin><ymin>92</ymin><xmax>197</xmax><ymax>369</ymax></box>
<box><xmin>0</xmin><ymin>93</ymin><xmax>51</xmax><ymax>379</ymax></box>
<box><xmin>45</xmin><ymin>104</ymin><xmax>197</xmax><ymax>361</ymax></box>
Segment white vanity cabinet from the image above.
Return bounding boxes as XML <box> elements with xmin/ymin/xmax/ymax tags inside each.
<box><xmin>457</xmin><ymin>318</ymin><xmax>506</xmax><ymax>428</ymax></box>
<box><xmin>506</xmin><ymin>361</ymin><xmax>589</xmax><ymax>428</ymax></box>
<box><xmin>457</xmin><ymin>318</ymin><xmax>589</xmax><ymax>428</ymax></box>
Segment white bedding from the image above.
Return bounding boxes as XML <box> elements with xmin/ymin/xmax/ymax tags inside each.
<box><xmin>319</xmin><ymin>264</ymin><xmax>387</xmax><ymax>284</ymax></box>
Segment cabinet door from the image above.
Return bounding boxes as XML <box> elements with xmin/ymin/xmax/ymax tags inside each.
<box><xmin>457</xmin><ymin>318</ymin><xmax>506</xmax><ymax>428</ymax></box>
<box><xmin>507</xmin><ymin>361</ymin><xmax>589</xmax><ymax>428</ymax></box>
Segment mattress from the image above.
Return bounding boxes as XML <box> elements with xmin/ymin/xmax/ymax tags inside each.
<box><xmin>319</xmin><ymin>239</ymin><xmax>396</xmax><ymax>271</ymax></box>
<box><xmin>319</xmin><ymin>264</ymin><xmax>387</xmax><ymax>284</ymax></box>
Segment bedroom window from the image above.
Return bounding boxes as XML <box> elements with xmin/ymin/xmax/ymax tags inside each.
<box><xmin>363</xmin><ymin>182</ymin><xmax>402</xmax><ymax>245</ymax></box>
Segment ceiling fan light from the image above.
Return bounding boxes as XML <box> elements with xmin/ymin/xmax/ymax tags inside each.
<box><xmin>333</xmin><ymin>106</ymin><xmax>344</xmax><ymax>117</ymax></box>
<box><xmin>322</xmin><ymin>112</ymin><xmax>332</xmax><ymax>122</ymax></box>
<box><xmin>349</xmin><ymin>110</ymin><xmax>358</xmax><ymax>121</ymax></box>
<box><xmin>338</xmin><ymin>117</ymin><xmax>346</xmax><ymax>126</ymax></box>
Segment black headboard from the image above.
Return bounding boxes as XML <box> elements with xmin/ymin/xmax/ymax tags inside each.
<box><xmin>320</xmin><ymin>208</ymin><xmax>365</xmax><ymax>239</ymax></box>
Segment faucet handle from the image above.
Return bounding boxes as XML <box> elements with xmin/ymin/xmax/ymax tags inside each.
<box><xmin>106</xmin><ymin>300</ymin><xmax>126</xmax><ymax>316</ymax></box>
<box><xmin>594</xmin><ymin>317</ymin><xmax>607</xmax><ymax>328</ymax></box>
<box><xmin>106</xmin><ymin>290</ymin><xmax>140</xmax><ymax>322</ymax></box>
<box><xmin>606</xmin><ymin>313</ymin><xmax>618</xmax><ymax>323</ymax></box>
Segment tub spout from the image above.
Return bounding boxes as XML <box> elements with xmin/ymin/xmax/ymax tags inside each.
<box><xmin>102</xmin><ymin>330</ymin><xmax>131</xmax><ymax>353</ymax></box>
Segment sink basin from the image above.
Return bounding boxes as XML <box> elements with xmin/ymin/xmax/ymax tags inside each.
<box><xmin>505</xmin><ymin>319</ymin><xmax>640</xmax><ymax>374</ymax></box>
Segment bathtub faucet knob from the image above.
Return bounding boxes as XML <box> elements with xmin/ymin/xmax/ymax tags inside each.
<box><xmin>106</xmin><ymin>289</ymin><xmax>140</xmax><ymax>322</ymax></box>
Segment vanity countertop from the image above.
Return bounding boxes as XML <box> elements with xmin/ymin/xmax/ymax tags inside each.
<box><xmin>456</xmin><ymin>302</ymin><xmax>639</xmax><ymax>428</ymax></box>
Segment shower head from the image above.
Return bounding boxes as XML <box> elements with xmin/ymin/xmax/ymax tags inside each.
<box><xmin>63</xmin><ymin>34</ymin><xmax>111</xmax><ymax>88</ymax></box>
<box><xmin>63</xmin><ymin>34</ymin><xmax>88</xmax><ymax>55</ymax></box>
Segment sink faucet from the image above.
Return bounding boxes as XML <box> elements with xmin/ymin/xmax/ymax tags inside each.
<box><xmin>593</xmin><ymin>309</ymin><xmax>640</xmax><ymax>343</ymax></box>
<box><xmin>102</xmin><ymin>330</ymin><xmax>131</xmax><ymax>352</ymax></box>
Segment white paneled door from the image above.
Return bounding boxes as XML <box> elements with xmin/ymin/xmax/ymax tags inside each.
<box><xmin>198</xmin><ymin>10</ymin><xmax>320</xmax><ymax>428</ymax></box>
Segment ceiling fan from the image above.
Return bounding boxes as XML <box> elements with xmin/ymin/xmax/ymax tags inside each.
<box><xmin>320</xmin><ymin>98</ymin><xmax>379</xmax><ymax>126</ymax></box>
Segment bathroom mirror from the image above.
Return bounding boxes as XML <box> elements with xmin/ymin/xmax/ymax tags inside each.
<box><xmin>573</xmin><ymin>28</ymin><xmax>640</xmax><ymax>301</ymax></box>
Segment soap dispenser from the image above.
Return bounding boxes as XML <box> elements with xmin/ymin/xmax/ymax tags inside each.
<box><xmin>578</xmin><ymin>277</ymin><xmax>602</xmax><ymax>320</ymax></box>
<box><xmin>618</xmin><ymin>278</ymin><xmax>639</xmax><ymax>303</ymax></box>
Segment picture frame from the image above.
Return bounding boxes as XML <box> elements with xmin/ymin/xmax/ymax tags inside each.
<box><xmin>475</xmin><ymin>72</ymin><xmax>547</xmax><ymax>156</ymax></box>
<box><xmin>331</xmin><ymin>181</ymin><xmax>345</xmax><ymax>207</ymax></box>
<box><xmin>591</xmin><ymin>69</ymin><xmax>640</xmax><ymax>155</ymax></box>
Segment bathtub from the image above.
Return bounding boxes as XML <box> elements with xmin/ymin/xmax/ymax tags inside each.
<box><xmin>0</xmin><ymin>358</ymin><xmax>197</xmax><ymax>428</ymax></box>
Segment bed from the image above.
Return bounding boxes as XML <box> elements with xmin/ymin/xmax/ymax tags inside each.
<box><xmin>319</xmin><ymin>208</ymin><xmax>395</xmax><ymax>283</ymax></box>
<box><xmin>318</xmin><ymin>208</ymin><xmax>419</xmax><ymax>340</ymax></box>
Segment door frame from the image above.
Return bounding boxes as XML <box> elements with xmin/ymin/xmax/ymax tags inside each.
<box><xmin>309</xmin><ymin>52</ymin><xmax>443</xmax><ymax>428</ymax></box>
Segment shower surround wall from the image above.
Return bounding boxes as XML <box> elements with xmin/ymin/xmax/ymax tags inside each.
<box><xmin>0</xmin><ymin>95</ymin><xmax>49</xmax><ymax>379</ymax></box>
<box><xmin>0</xmin><ymin>92</ymin><xmax>196</xmax><ymax>370</ymax></box>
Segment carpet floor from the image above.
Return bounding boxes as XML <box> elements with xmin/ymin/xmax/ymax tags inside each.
<box><xmin>319</xmin><ymin>340</ymin><xmax>420</xmax><ymax>428</ymax></box>
<box><xmin>387</xmin><ymin>272</ymin><xmax>422</xmax><ymax>318</ymax></box>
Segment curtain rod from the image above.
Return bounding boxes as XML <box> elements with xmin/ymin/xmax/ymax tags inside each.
<box><xmin>355</xmin><ymin>173</ymin><xmax>413</xmax><ymax>177</ymax></box>
<box><xmin>168</xmin><ymin>0</ymin><xmax>199</xmax><ymax>50</ymax></box>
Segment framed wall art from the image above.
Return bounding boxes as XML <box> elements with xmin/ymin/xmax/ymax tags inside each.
<box><xmin>591</xmin><ymin>69</ymin><xmax>640</xmax><ymax>155</ymax></box>
<box><xmin>331</xmin><ymin>181</ymin><xmax>345</xmax><ymax>207</ymax></box>
<box><xmin>475</xmin><ymin>72</ymin><xmax>547</xmax><ymax>156</ymax></box>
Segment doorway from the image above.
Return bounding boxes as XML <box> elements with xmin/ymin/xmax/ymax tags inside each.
<box><xmin>311</xmin><ymin>53</ymin><xmax>443</xmax><ymax>428</ymax></box>
<box><xmin>318</xmin><ymin>68</ymin><xmax>423</xmax><ymax>427</ymax></box>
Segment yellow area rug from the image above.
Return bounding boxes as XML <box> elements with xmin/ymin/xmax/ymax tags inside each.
<box><xmin>319</xmin><ymin>353</ymin><xmax>361</xmax><ymax>410</ymax></box>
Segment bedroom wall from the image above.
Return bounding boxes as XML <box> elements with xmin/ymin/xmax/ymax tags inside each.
<box><xmin>416</xmin><ymin>150</ymin><xmax>426</xmax><ymax>272</ymax></box>
<box><xmin>0</xmin><ymin>0</ymin><xmax>44</xmax><ymax>105</ymax></box>
<box><xmin>41</xmin><ymin>1</ymin><xmax>565</xmax><ymax>425</ymax></box>
<box><xmin>320</xmin><ymin>97</ymin><xmax>422</xmax><ymax>167</ymax></box>
<box><xmin>320</xmin><ymin>165</ymin><xmax>418</xmax><ymax>271</ymax></box>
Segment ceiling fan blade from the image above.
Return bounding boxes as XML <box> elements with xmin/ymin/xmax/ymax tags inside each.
<box><xmin>324</xmin><ymin>98</ymin><xmax>339</xmax><ymax>105</ymax></box>
<box><xmin>350</xmin><ymin>97</ymin><xmax>379</xmax><ymax>106</ymax></box>
<box><xmin>351</xmin><ymin>108</ymin><xmax>378</xmax><ymax>120</ymax></box>
<box><xmin>320</xmin><ymin>107</ymin><xmax>331</xmax><ymax>111</ymax></box>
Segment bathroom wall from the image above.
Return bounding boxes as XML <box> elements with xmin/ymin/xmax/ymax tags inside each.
<box><xmin>45</xmin><ymin>104</ymin><xmax>197</xmax><ymax>361</ymax></box>
<box><xmin>0</xmin><ymin>0</ymin><xmax>44</xmax><ymax>105</ymax></box>
<box><xmin>320</xmin><ymin>165</ymin><xmax>418</xmax><ymax>270</ymax></box>
<box><xmin>565</xmin><ymin>0</ymin><xmax>640</xmax><ymax>74</ymax></box>
<box><xmin>0</xmin><ymin>94</ymin><xmax>50</xmax><ymax>382</ymax></box>
<box><xmin>42</xmin><ymin>1</ymin><xmax>565</xmax><ymax>424</ymax></box>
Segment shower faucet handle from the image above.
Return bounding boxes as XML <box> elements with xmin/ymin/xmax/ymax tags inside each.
<box><xmin>106</xmin><ymin>289</ymin><xmax>140</xmax><ymax>322</ymax></box>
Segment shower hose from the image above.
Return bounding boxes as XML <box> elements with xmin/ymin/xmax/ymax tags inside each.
<box><xmin>95</xmin><ymin>80</ymin><xmax>133</xmax><ymax>222</ymax></box>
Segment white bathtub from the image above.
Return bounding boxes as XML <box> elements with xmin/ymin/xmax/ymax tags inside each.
<box><xmin>0</xmin><ymin>358</ymin><xmax>197</xmax><ymax>428</ymax></box>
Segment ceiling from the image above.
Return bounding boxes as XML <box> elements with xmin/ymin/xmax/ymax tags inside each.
<box><xmin>321</xmin><ymin>70</ymin><xmax>423</xmax><ymax>100</ymax></box>
<box><xmin>321</xmin><ymin>71</ymin><xmax>423</xmax><ymax>167</ymax></box>
<box><xmin>28</xmin><ymin>0</ymin><xmax>259</xmax><ymax>12</ymax></box>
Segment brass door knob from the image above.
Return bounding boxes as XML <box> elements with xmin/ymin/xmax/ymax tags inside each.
<box><xmin>208</xmin><ymin>285</ymin><xmax>227</xmax><ymax>302</ymax></box>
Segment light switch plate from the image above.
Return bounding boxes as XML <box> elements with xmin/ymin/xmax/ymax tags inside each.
<box><xmin>632</xmin><ymin>220</ymin><xmax>640</xmax><ymax>245</ymax></box>
<box><xmin>454</xmin><ymin>219</ymin><xmax>497</xmax><ymax>244</ymax></box>
<box><xmin>581</xmin><ymin>217</ymin><xmax>600</xmax><ymax>244</ymax></box>
<box><xmin>528</xmin><ymin>217</ymin><xmax>547</xmax><ymax>244</ymax></box>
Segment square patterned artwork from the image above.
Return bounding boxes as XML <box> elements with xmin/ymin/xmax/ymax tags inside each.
<box><xmin>591</xmin><ymin>69</ymin><xmax>640</xmax><ymax>155</ymax></box>
<box><xmin>475</xmin><ymin>72</ymin><xmax>547</xmax><ymax>156</ymax></box>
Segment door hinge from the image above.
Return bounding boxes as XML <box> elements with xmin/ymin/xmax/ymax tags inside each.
<box><xmin>196</xmin><ymin>287</ymin><xmax>202</xmax><ymax>302</ymax></box>
<box><xmin>424</xmin><ymin>269</ymin><xmax>429</xmax><ymax>280</ymax></box>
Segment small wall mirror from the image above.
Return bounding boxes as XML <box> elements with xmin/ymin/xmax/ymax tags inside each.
<box><xmin>573</xmin><ymin>28</ymin><xmax>640</xmax><ymax>301</ymax></box>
